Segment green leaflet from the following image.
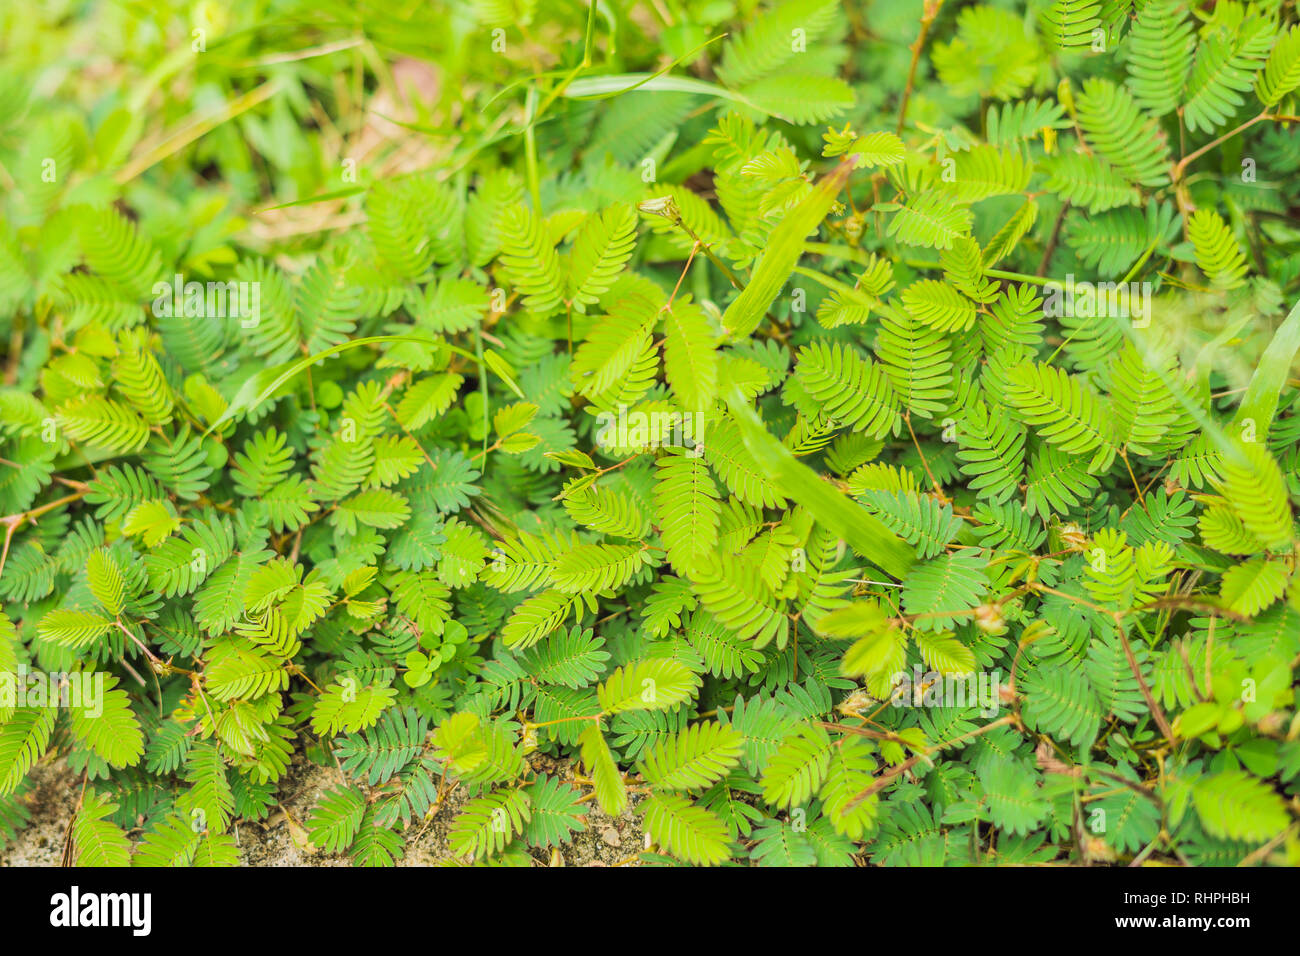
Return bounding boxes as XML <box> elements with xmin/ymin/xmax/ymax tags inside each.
<box><xmin>2</xmin><ymin>0</ymin><xmax>1298</xmax><ymax>874</ymax></box>
<box><xmin>724</xmin><ymin>387</ymin><xmax>915</xmax><ymax>579</ymax></box>
<box><xmin>721</xmin><ymin>158</ymin><xmax>854</xmax><ymax>339</ymax></box>
<box><xmin>1233</xmin><ymin>295</ymin><xmax>1300</xmax><ymax>438</ymax></box>
<box><xmin>207</xmin><ymin>335</ymin><xmax>524</xmax><ymax>435</ymax></box>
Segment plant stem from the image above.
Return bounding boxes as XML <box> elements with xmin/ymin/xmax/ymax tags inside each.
<box><xmin>896</xmin><ymin>0</ymin><xmax>946</xmax><ymax>135</ymax></box>
<box><xmin>1173</xmin><ymin>111</ymin><xmax>1272</xmax><ymax>180</ymax></box>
